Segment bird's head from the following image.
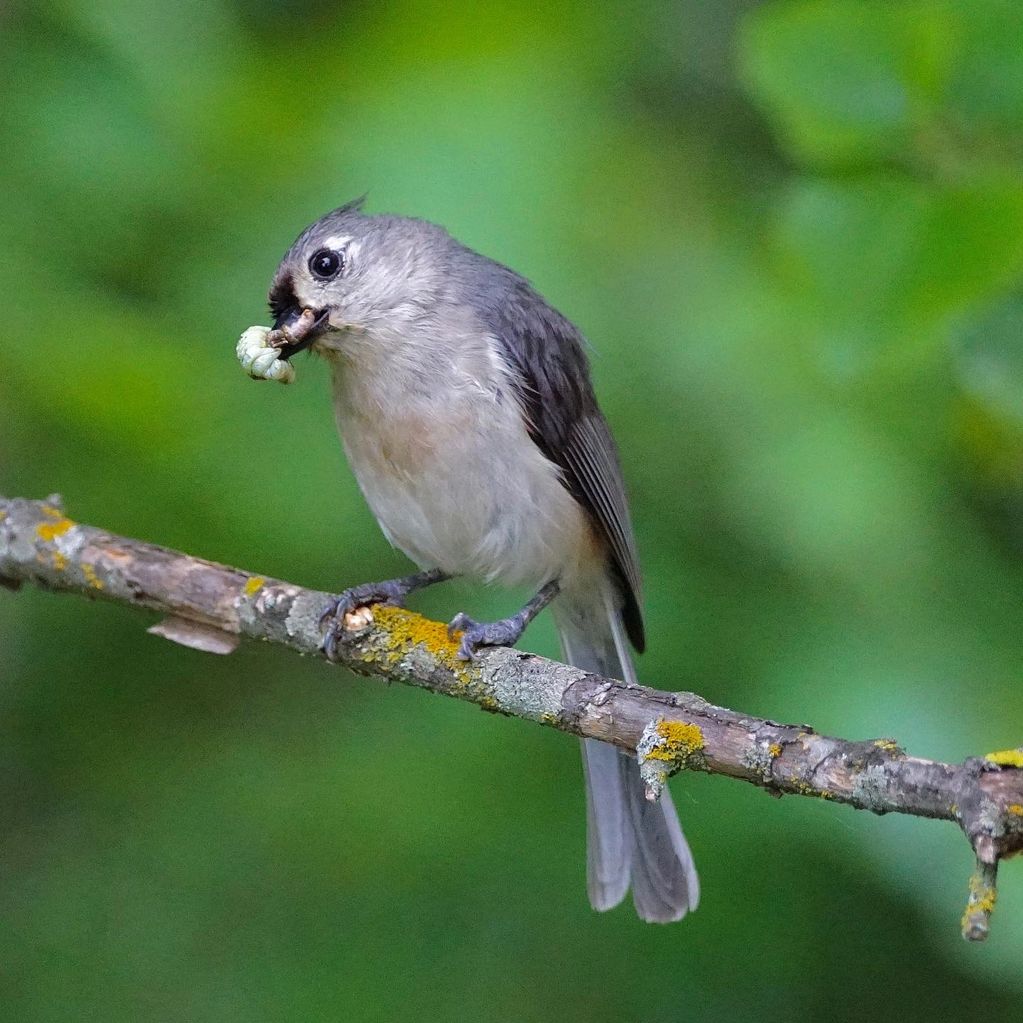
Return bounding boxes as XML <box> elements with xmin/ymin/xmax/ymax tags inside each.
<box><xmin>266</xmin><ymin>198</ymin><xmax>454</xmax><ymax>360</ymax></box>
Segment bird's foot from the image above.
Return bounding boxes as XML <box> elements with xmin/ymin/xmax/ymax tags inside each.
<box><xmin>320</xmin><ymin>569</ymin><xmax>449</xmax><ymax>661</ymax></box>
<box><xmin>447</xmin><ymin>611</ymin><xmax>529</xmax><ymax>661</ymax></box>
<box><xmin>447</xmin><ymin>579</ymin><xmax>560</xmax><ymax>661</ymax></box>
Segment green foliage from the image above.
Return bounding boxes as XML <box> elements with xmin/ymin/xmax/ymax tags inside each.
<box><xmin>2</xmin><ymin>1</ymin><xmax>1022</xmax><ymax>1019</ymax></box>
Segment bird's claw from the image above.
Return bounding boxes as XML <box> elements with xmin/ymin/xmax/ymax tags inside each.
<box><xmin>447</xmin><ymin>611</ymin><xmax>526</xmax><ymax>661</ymax></box>
<box><xmin>320</xmin><ymin>580</ymin><xmax>412</xmax><ymax>661</ymax></box>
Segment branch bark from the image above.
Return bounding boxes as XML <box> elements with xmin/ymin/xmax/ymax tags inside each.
<box><xmin>2</xmin><ymin>493</ymin><xmax>1021</xmax><ymax>940</ymax></box>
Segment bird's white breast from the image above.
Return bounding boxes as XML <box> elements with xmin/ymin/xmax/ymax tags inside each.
<box><xmin>325</xmin><ymin>329</ymin><xmax>594</xmax><ymax>590</ymax></box>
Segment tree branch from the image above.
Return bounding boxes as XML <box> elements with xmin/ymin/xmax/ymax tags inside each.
<box><xmin>2</xmin><ymin>493</ymin><xmax>1021</xmax><ymax>940</ymax></box>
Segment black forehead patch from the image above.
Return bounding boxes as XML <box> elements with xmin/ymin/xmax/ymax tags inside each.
<box><xmin>268</xmin><ymin>272</ymin><xmax>296</xmax><ymax>320</ymax></box>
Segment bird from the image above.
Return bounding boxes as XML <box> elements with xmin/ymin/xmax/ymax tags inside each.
<box><xmin>236</xmin><ymin>198</ymin><xmax>699</xmax><ymax>921</ymax></box>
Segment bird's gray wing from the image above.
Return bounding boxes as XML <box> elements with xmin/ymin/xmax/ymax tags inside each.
<box><xmin>472</xmin><ymin>265</ymin><xmax>645</xmax><ymax>651</ymax></box>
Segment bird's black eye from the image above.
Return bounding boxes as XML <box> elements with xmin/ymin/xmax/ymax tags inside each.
<box><xmin>308</xmin><ymin>248</ymin><xmax>344</xmax><ymax>280</ymax></box>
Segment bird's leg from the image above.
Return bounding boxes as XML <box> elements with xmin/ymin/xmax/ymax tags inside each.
<box><xmin>448</xmin><ymin>579</ymin><xmax>560</xmax><ymax>661</ymax></box>
<box><xmin>321</xmin><ymin>568</ymin><xmax>451</xmax><ymax>661</ymax></box>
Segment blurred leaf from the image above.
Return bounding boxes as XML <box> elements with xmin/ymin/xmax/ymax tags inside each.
<box><xmin>771</xmin><ymin>176</ymin><xmax>1023</xmax><ymax>347</ymax></box>
<box><xmin>955</xmin><ymin>295</ymin><xmax>1023</xmax><ymax>427</ymax></box>
<box><xmin>739</xmin><ymin>0</ymin><xmax>955</xmax><ymax>167</ymax></box>
<box><xmin>946</xmin><ymin>0</ymin><xmax>1023</xmax><ymax>128</ymax></box>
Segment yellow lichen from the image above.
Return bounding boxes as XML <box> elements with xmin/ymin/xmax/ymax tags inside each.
<box><xmin>768</xmin><ymin>743</ymin><xmax>782</xmax><ymax>758</ymax></box>
<box><xmin>82</xmin><ymin>563</ymin><xmax>103</xmax><ymax>590</ymax></box>
<box><xmin>244</xmin><ymin>576</ymin><xmax>265</xmax><ymax>597</ymax></box>
<box><xmin>644</xmin><ymin>721</ymin><xmax>705</xmax><ymax>763</ymax></box>
<box><xmin>985</xmin><ymin>748</ymin><xmax>1023</xmax><ymax>768</ymax></box>
<box><xmin>873</xmin><ymin>738</ymin><xmax>901</xmax><ymax>753</ymax></box>
<box><xmin>961</xmin><ymin>872</ymin><xmax>998</xmax><ymax>931</ymax></box>
<box><xmin>52</xmin><ymin>552</ymin><xmax>68</xmax><ymax>571</ymax></box>
<box><xmin>371</xmin><ymin>604</ymin><xmax>467</xmax><ymax>673</ymax></box>
<box><xmin>35</xmin><ymin>517</ymin><xmax>74</xmax><ymax>541</ymax></box>
<box><xmin>784</xmin><ymin>778</ymin><xmax>831</xmax><ymax>800</ymax></box>
<box><xmin>1007</xmin><ymin>804</ymin><xmax>1023</xmax><ymax>817</ymax></box>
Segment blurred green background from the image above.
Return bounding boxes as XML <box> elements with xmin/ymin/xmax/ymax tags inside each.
<box><xmin>2</xmin><ymin>0</ymin><xmax>1023</xmax><ymax>1018</ymax></box>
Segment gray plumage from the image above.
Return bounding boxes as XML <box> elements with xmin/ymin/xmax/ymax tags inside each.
<box><xmin>454</xmin><ymin>253</ymin><xmax>646</xmax><ymax>651</ymax></box>
<box><xmin>265</xmin><ymin>200</ymin><xmax>699</xmax><ymax>921</ymax></box>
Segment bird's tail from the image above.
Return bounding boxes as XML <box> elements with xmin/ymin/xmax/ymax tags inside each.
<box><xmin>554</xmin><ymin>579</ymin><xmax>699</xmax><ymax>923</ymax></box>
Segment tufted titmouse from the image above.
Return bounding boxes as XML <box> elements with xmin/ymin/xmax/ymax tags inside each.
<box><xmin>237</xmin><ymin>199</ymin><xmax>699</xmax><ymax>922</ymax></box>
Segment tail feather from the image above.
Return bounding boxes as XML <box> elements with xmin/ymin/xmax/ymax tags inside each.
<box><xmin>627</xmin><ymin>773</ymin><xmax>700</xmax><ymax>922</ymax></box>
<box><xmin>556</xmin><ymin>581</ymin><xmax>699</xmax><ymax>923</ymax></box>
<box><xmin>581</xmin><ymin>737</ymin><xmax>631</xmax><ymax>910</ymax></box>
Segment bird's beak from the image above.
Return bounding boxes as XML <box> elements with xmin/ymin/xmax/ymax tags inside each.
<box><xmin>269</xmin><ymin>306</ymin><xmax>330</xmax><ymax>360</ymax></box>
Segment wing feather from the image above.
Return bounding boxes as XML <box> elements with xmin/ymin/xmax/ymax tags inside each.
<box><xmin>466</xmin><ymin>262</ymin><xmax>645</xmax><ymax>651</ymax></box>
